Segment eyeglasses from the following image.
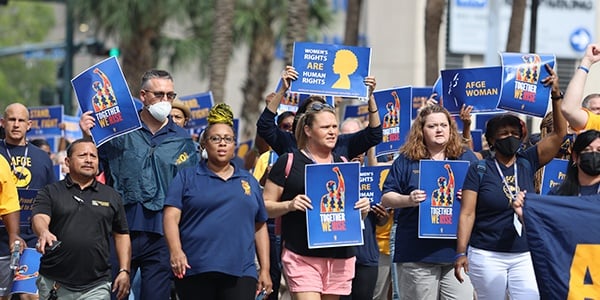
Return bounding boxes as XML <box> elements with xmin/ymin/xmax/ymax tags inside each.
<box><xmin>309</xmin><ymin>102</ymin><xmax>334</xmax><ymax>112</ymax></box>
<box><xmin>143</xmin><ymin>90</ymin><xmax>177</xmax><ymax>100</ymax></box>
<box><xmin>207</xmin><ymin>135</ymin><xmax>235</xmax><ymax>144</ymax></box>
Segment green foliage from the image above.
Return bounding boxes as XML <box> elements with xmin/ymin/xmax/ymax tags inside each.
<box><xmin>0</xmin><ymin>2</ymin><xmax>57</xmax><ymax>109</ymax></box>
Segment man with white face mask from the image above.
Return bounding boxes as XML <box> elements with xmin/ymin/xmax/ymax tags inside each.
<box><xmin>79</xmin><ymin>69</ymin><xmax>198</xmax><ymax>300</ymax></box>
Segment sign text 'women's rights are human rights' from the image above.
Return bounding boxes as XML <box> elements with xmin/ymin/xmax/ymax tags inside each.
<box><xmin>290</xmin><ymin>42</ymin><xmax>371</xmax><ymax>98</ymax></box>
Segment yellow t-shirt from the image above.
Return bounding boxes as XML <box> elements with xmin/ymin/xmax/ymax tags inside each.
<box><xmin>0</xmin><ymin>155</ymin><xmax>20</xmax><ymax>217</ymax></box>
<box><xmin>583</xmin><ymin>108</ymin><xmax>600</xmax><ymax>131</ymax></box>
<box><xmin>375</xmin><ymin>209</ymin><xmax>393</xmax><ymax>255</ymax></box>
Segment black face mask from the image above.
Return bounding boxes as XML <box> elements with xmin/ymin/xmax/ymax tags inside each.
<box><xmin>494</xmin><ymin>136</ymin><xmax>522</xmax><ymax>157</ymax></box>
<box><xmin>579</xmin><ymin>152</ymin><xmax>600</xmax><ymax>176</ymax></box>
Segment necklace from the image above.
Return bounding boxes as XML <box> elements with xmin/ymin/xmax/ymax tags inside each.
<box><xmin>2</xmin><ymin>140</ymin><xmax>29</xmax><ymax>177</ymax></box>
<box><xmin>302</xmin><ymin>148</ymin><xmax>333</xmax><ymax>164</ymax></box>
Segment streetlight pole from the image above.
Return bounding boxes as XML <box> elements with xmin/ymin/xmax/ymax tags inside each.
<box><xmin>61</xmin><ymin>0</ymin><xmax>73</xmax><ymax>114</ymax></box>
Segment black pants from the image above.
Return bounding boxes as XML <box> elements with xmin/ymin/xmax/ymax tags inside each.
<box><xmin>174</xmin><ymin>272</ymin><xmax>256</xmax><ymax>300</ymax></box>
<box><xmin>340</xmin><ymin>263</ymin><xmax>379</xmax><ymax>300</ymax></box>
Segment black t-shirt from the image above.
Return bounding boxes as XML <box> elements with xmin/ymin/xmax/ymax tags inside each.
<box><xmin>268</xmin><ymin>150</ymin><xmax>355</xmax><ymax>258</ymax></box>
<box><xmin>32</xmin><ymin>176</ymin><xmax>129</xmax><ymax>291</ymax></box>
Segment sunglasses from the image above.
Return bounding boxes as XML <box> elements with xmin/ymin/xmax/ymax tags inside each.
<box><xmin>143</xmin><ymin>90</ymin><xmax>177</xmax><ymax>100</ymax></box>
<box><xmin>309</xmin><ymin>102</ymin><xmax>334</xmax><ymax>111</ymax></box>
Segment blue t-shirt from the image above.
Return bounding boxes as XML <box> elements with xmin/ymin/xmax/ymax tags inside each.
<box><xmin>0</xmin><ymin>141</ymin><xmax>56</xmax><ymax>255</ymax></box>
<box><xmin>382</xmin><ymin>150</ymin><xmax>478</xmax><ymax>263</ymax></box>
<box><xmin>462</xmin><ymin>146</ymin><xmax>540</xmax><ymax>253</ymax></box>
<box><xmin>164</xmin><ymin>161</ymin><xmax>268</xmax><ymax>279</ymax></box>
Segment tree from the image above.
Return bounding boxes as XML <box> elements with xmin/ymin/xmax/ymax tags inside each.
<box><xmin>0</xmin><ymin>2</ymin><xmax>57</xmax><ymax>108</ymax></box>
<box><xmin>209</xmin><ymin>0</ymin><xmax>236</xmax><ymax>104</ymax></box>
<box><xmin>506</xmin><ymin>0</ymin><xmax>526</xmax><ymax>52</ymax></box>
<box><xmin>72</xmin><ymin>1</ymin><xmax>186</xmax><ymax>92</ymax></box>
<box><xmin>284</xmin><ymin>0</ymin><xmax>310</xmax><ymax>65</ymax></box>
<box><xmin>424</xmin><ymin>0</ymin><xmax>445</xmax><ymax>86</ymax></box>
<box><xmin>344</xmin><ymin>0</ymin><xmax>362</xmax><ymax>46</ymax></box>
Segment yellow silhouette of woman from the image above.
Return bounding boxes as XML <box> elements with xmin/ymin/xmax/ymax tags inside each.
<box><xmin>332</xmin><ymin>49</ymin><xmax>358</xmax><ymax>89</ymax></box>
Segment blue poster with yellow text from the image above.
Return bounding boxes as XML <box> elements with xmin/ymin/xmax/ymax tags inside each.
<box><xmin>10</xmin><ymin>248</ymin><xmax>41</xmax><ymax>294</ymax></box>
<box><xmin>539</xmin><ymin>158</ymin><xmax>569</xmax><ymax>195</ymax></box>
<box><xmin>179</xmin><ymin>91</ymin><xmax>214</xmax><ymax>129</ymax></box>
<box><xmin>418</xmin><ymin>160</ymin><xmax>469</xmax><ymax>239</ymax></box>
<box><xmin>360</xmin><ymin>165</ymin><xmax>391</xmax><ymax>206</ymax></box>
<box><xmin>71</xmin><ymin>57</ymin><xmax>142</xmax><ymax>146</ymax></box>
<box><xmin>28</xmin><ymin>105</ymin><xmax>63</xmax><ymax>137</ymax></box>
<box><xmin>305</xmin><ymin>162</ymin><xmax>363</xmax><ymax>248</ymax></box>
<box><xmin>291</xmin><ymin>42</ymin><xmax>371</xmax><ymax>98</ymax></box>
<box><xmin>374</xmin><ymin>87</ymin><xmax>411</xmax><ymax>156</ymax></box>
<box><xmin>499</xmin><ymin>52</ymin><xmax>556</xmax><ymax>117</ymax></box>
<box><xmin>441</xmin><ymin>66</ymin><xmax>504</xmax><ymax>115</ymax></box>
<box><xmin>411</xmin><ymin>87</ymin><xmax>433</xmax><ymax>120</ymax></box>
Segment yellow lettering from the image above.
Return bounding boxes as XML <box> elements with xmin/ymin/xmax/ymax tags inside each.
<box><xmin>361</xmin><ymin>183</ymin><xmax>371</xmax><ymax>190</ymax></box>
<box><xmin>321</xmin><ymin>221</ymin><xmax>331</xmax><ymax>232</ymax></box>
<box><xmin>568</xmin><ymin>244</ymin><xmax>600</xmax><ymax>299</ymax></box>
<box><xmin>97</xmin><ymin>118</ymin><xmax>109</xmax><ymax>128</ymax></box>
<box><xmin>307</xmin><ymin>62</ymin><xmax>324</xmax><ymax>70</ymax></box>
<box><xmin>41</xmin><ymin>119</ymin><xmax>58</xmax><ymax>128</ymax></box>
<box><xmin>431</xmin><ymin>214</ymin><xmax>439</xmax><ymax>224</ymax></box>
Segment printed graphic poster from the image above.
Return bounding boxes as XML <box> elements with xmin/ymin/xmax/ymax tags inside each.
<box><xmin>441</xmin><ymin>66</ymin><xmax>504</xmax><ymax>115</ymax></box>
<box><xmin>71</xmin><ymin>56</ymin><xmax>142</xmax><ymax>146</ymax></box>
<box><xmin>291</xmin><ymin>42</ymin><xmax>371</xmax><ymax>98</ymax></box>
<box><xmin>411</xmin><ymin>87</ymin><xmax>433</xmax><ymax>120</ymax></box>
<box><xmin>418</xmin><ymin>160</ymin><xmax>470</xmax><ymax>239</ymax></box>
<box><xmin>499</xmin><ymin>52</ymin><xmax>556</xmax><ymax>117</ymax></box>
<box><xmin>28</xmin><ymin>105</ymin><xmax>63</xmax><ymax>137</ymax></box>
<box><xmin>540</xmin><ymin>159</ymin><xmax>569</xmax><ymax>195</ymax></box>
<box><xmin>305</xmin><ymin>162</ymin><xmax>363</xmax><ymax>249</ymax></box>
<box><xmin>359</xmin><ymin>165</ymin><xmax>391</xmax><ymax>206</ymax></box>
<box><xmin>374</xmin><ymin>87</ymin><xmax>411</xmax><ymax>156</ymax></box>
<box><xmin>11</xmin><ymin>248</ymin><xmax>41</xmax><ymax>294</ymax></box>
<box><xmin>179</xmin><ymin>91</ymin><xmax>214</xmax><ymax>129</ymax></box>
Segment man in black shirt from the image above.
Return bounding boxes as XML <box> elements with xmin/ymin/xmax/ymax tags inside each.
<box><xmin>32</xmin><ymin>138</ymin><xmax>130</xmax><ymax>299</ymax></box>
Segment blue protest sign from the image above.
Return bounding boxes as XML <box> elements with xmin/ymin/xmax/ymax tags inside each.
<box><xmin>178</xmin><ymin>91</ymin><xmax>214</xmax><ymax>129</ymax></box>
<box><xmin>374</xmin><ymin>87</ymin><xmax>411</xmax><ymax>156</ymax></box>
<box><xmin>71</xmin><ymin>57</ymin><xmax>142</xmax><ymax>146</ymax></box>
<box><xmin>62</xmin><ymin>115</ymin><xmax>83</xmax><ymax>141</ymax></box>
<box><xmin>28</xmin><ymin>105</ymin><xmax>63</xmax><ymax>137</ymax></box>
<box><xmin>540</xmin><ymin>158</ymin><xmax>569</xmax><ymax>195</ymax></box>
<box><xmin>499</xmin><ymin>53</ymin><xmax>556</xmax><ymax>117</ymax></box>
<box><xmin>343</xmin><ymin>103</ymin><xmax>369</xmax><ymax>123</ymax></box>
<box><xmin>411</xmin><ymin>87</ymin><xmax>433</xmax><ymax>120</ymax></box>
<box><xmin>305</xmin><ymin>162</ymin><xmax>363</xmax><ymax>248</ymax></box>
<box><xmin>291</xmin><ymin>42</ymin><xmax>371</xmax><ymax>98</ymax></box>
<box><xmin>418</xmin><ymin>160</ymin><xmax>470</xmax><ymax>239</ymax></box>
<box><xmin>359</xmin><ymin>165</ymin><xmax>391</xmax><ymax>206</ymax></box>
<box><xmin>441</xmin><ymin>66</ymin><xmax>504</xmax><ymax>115</ymax></box>
<box><xmin>10</xmin><ymin>248</ymin><xmax>41</xmax><ymax>295</ymax></box>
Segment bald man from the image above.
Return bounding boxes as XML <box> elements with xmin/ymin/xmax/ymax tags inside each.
<box><xmin>0</xmin><ymin>103</ymin><xmax>56</xmax><ymax>299</ymax></box>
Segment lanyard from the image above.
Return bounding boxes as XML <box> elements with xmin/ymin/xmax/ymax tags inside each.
<box><xmin>493</xmin><ymin>158</ymin><xmax>518</xmax><ymax>205</ymax></box>
<box><xmin>2</xmin><ymin>140</ymin><xmax>29</xmax><ymax>176</ymax></box>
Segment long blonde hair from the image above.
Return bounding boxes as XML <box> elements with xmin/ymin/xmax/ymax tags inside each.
<box><xmin>399</xmin><ymin>105</ymin><xmax>464</xmax><ymax>160</ymax></box>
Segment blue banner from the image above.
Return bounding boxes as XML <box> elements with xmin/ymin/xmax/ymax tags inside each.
<box><xmin>418</xmin><ymin>160</ymin><xmax>470</xmax><ymax>239</ymax></box>
<box><xmin>305</xmin><ymin>162</ymin><xmax>363</xmax><ymax>248</ymax></box>
<box><xmin>499</xmin><ymin>53</ymin><xmax>556</xmax><ymax>117</ymax></box>
<box><xmin>539</xmin><ymin>158</ymin><xmax>569</xmax><ymax>195</ymax></box>
<box><xmin>524</xmin><ymin>193</ymin><xmax>600</xmax><ymax>299</ymax></box>
<box><xmin>71</xmin><ymin>57</ymin><xmax>142</xmax><ymax>146</ymax></box>
<box><xmin>343</xmin><ymin>103</ymin><xmax>369</xmax><ymax>123</ymax></box>
<box><xmin>475</xmin><ymin>112</ymin><xmax>503</xmax><ymax>133</ymax></box>
<box><xmin>18</xmin><ymin>189</ymin><xmax>37</xmax><ymax>227</ymax></box>
<box><xmin>236</xmin><ymin>139</ymin><xmax>253</xmax><ymax>159</ymax></box>
<box><xmin>11</xmin><ymin>248</ymin><xmax>41</xmax><ymax>294</ymax></box>
<box><xmin>374</xmin><ymin>87</ymin><xmax>411</xmax><ymax>156</ymax></box>
<box><xmin>28</xmin><ymin>105</ymin><xmax>63</xmax><ymax>137</ymax></box>
<box><xmin>178</xmin><ymin>91</ymin><xmax>214</xmax><ymax>129</ymax></box>
<box><xmin>470</xmin><ymin>129</ymin><xmax>483</xmax><ymax>152</ymax></box>
<box><xmin>441</xmin><ymin>66</ymin><xmax>504</xmax><ymax>115</ymax></box>
<box><xmin>359</xmin><ymin>165</ymin><xmax>391</xmax><ymax>206</ymax></box>
<box><xmin>291</xmin><ymin>42</ymin><xmax>371</xmax><ymax>98</ymax></box>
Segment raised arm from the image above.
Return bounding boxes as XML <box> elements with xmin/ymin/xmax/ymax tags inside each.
<box><xmin>561</xmin><ymin>43</ymin><xmax>600</xmax><ymax>130</ymax></box>
<box><xmin>537</xmin><ymin>64</ymin><xmax>568</xmax><ymax>166</ymax></box>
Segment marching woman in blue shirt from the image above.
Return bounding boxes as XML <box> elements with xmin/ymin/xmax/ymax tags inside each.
<box><xmin>454</xmin><ymin>68</ymin><xmax>566</xmax><ymax>300</ymax></box>
<box><xmin>163</xmin><ymin>104</ymin><xmax>271</xmax><ymax>300</ymax></box>
<box><xmin>381</xmin><ymin>104</ymin><xmax>477</xmax><ymax>300</ymax></box>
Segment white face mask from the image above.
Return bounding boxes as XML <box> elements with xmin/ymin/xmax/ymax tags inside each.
<box><xmin>146</xmin><ymin>102</ymin><xmax>172</xmax><ymax>122</ymax></box>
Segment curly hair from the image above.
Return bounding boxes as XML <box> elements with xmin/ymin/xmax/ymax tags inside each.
<box><xmin>399</xmin><ymin>105</ymin><xmax>464</xmax><ymax>160</ymax></box>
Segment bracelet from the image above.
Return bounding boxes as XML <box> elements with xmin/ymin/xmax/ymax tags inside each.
<box><xmin>578</xmin><ymin>65</ymin><xmax>590</xmax><ymax>73</ymax></box>
<box><xmin>118</xmin><ymin>269</ymin><xmax>130</xmax><ymax>275</ymax></box>
<box><xmin>368</xmin><ymin>108</ymin><xmax>378</xmax><ymax>113</ymax></box>
<box><xmin>461</xmin><ymin>136</ymin><xmax>471</xmax><ymax>142</ymax></box>
<box><xmin>551</xmin><ymin>91</ymin><xmax>564</xmax><ymax>101</ymax></box>
<box><xmin>454</xmin><ymin>252</ymin><xmax>466</xmax><ymax>260</ymax></box>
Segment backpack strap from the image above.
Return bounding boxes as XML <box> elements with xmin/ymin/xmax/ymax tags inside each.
<box><xmin>284</xmin><ymin>152</ymin><xmax>294</xmax><ymax>179</ymax></box>
<box><xmin>340</xmin><ymin>156</ymin><xmax>348</xmax><ymax>162</ymax></box>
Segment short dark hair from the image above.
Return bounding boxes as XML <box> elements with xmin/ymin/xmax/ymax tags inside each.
<box><xmin>554</xmin><ymin>130</ymin><xmax>600</xmax><ymax>195</ymax></box>
<box><xmin>485</xmin><ymin>114</ymin><xmax>524</xmax><ymax>146</ymax></box>
<box><xmin>140</xmin><ymin>69</ymin><xmax>173</xmax><ymax>90</ymax></box>
<box><xmin>30</xmin><ymin>138</ymin><xmax>50</xmax><ymax>149</ymax></box>
<box><xmin>66</xmin><ymin>137</ymin><xmax>95</xmax><ymax>158</ymax></box>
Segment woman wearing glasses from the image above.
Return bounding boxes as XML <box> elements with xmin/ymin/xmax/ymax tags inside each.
<box><xmin>163</xmin><ymin>104</ymin><xmax>272</xmax><ymax>300</ymax></box>
<box><xmin>381</xmin><ymin>104</ymin><xmax>477</xmax><ymax>300</ymax></box>
<box><xmin>263</xmin><ymin>103</ymin><xmax>371</xmax><ymax>300</ymax></box>
<box><xmin>256</xmin><ymin>66</ymin><xmax>381</xmax><ymax>161</ymax></box>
